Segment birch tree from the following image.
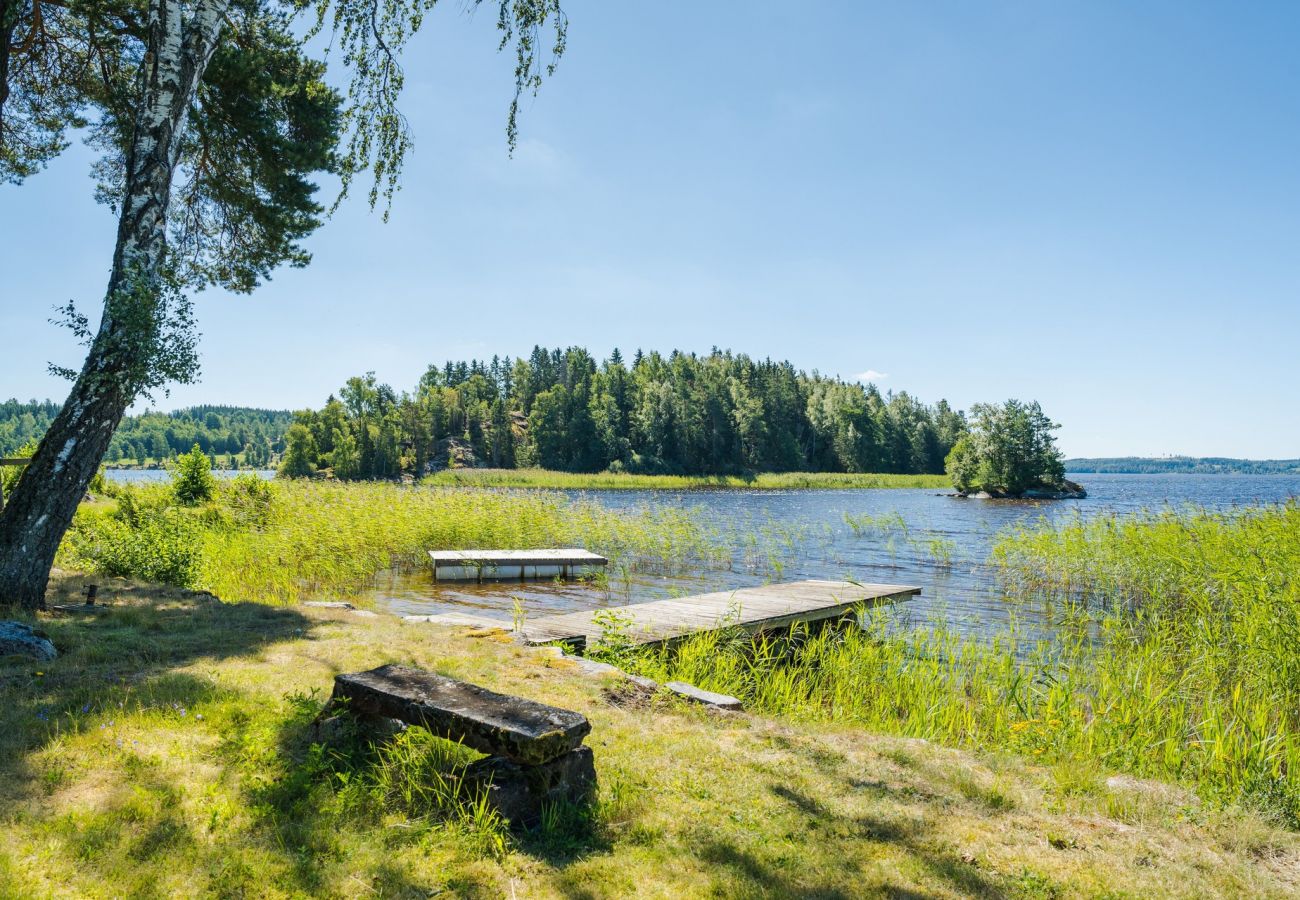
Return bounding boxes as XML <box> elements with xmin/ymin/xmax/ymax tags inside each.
<box><xmin>0</xmin><ymin>0</ymin><xmax>566</xmax><ymax>609</ymax></box>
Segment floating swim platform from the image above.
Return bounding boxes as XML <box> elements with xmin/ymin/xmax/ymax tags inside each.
<box><xmin>428</xmin><ymin>548</ymin><xmax>608</xmax><ymax>582</ymax></box>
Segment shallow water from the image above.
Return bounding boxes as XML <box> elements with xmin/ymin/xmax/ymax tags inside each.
<box><xmin>360</xmin><ymin>473</ymin><xmax>1300</xmax><ymax>636</ymax></box>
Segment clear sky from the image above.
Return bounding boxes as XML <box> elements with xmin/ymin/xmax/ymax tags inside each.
<box><xmin>3</xmin><ymin>1</ymin><xmax>1298</xmax><ymax>458</ymax></box>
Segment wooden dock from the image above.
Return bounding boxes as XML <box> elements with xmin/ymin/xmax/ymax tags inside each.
<box><xmin>429</xmin><ymin>548</ymin><xmax>607</xmax><ymax>582</ymax></box>
<box><xmin>408</xmin><ymin>580</ymin><xmax>919</xmax><ymax>649</ymax></box>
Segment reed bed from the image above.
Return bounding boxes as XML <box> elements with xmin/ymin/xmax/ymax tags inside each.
<box><xmin>615</xmin><ymin>503</ymin><xmax>1300</xmax><ymax>824</ymax></box>
<box><xmin>422</xmin><ymin>468</ymin><xmax>951</xmax><ymax>490</ymax></box>
<box><xmin>62</xmin><ymin>479</ymin><xmax>729</xmax><ymax>604</ymax></box>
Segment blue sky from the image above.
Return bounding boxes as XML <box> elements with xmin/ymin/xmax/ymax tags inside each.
<box><xmin>3</xmin><ymin>0</ymin><xmax>1299</xmax><ymax>458</ymax></box>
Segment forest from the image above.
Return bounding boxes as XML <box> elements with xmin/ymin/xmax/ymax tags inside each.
<box><xmin>1065</xmin><ymin>456</ymin><xmax>1300</xmax><ymax>475</ymax></box>
<box><xmin>279</xmin><ymin>347</ymin><xmax>969</xmax><ymax>479</ymax></box>
<box><xmin>0</xmin><ymin>401</ymin><xmax>290</xmax><ymax>467</ymax></box>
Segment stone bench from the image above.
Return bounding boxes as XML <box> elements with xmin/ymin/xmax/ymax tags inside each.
<box><xmin>319</xmin><ymin>664</ymin><xmax>595</xmax><ymax>824</ymax></box>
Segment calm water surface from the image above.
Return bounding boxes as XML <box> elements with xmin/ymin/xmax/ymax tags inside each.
<box><xmin>106</xmin><ymin>469</ymin><xmax>276</xmax><ymax>483</ymax></box>
<box><xmin>361</xmin><ymin>473</ymin><xmax>1300</xmax><ymax>636</ymax></box>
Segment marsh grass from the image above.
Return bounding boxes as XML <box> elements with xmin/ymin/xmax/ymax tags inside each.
<box><xmin>615</xmin><ymin>503</ymin><xmax>1300</xmax><ymax>824</ymax></box>
<box><xmin>423</xmin><ymin>468</ymin><xmax>951</xmax><ymax>490</ymax></box>
<box><xmin>61</xmin><ymin>479</ymin><xmax>730</xmax><ymax>603</ymax></box>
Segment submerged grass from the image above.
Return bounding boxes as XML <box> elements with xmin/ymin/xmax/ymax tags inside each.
<box><xmin>60</xmin><ymin>479</ymin><xmax>730</xmax><ymax>604</ymax></box>
<box><xmin>423</xmin><ymin>468</ymin><xmax>951</xmax><ymax>490</ymax></box>
<box><xmin>613</xmin><ymin>503</ymin><xmax>1300</xmax><ymax>826</ymax></box>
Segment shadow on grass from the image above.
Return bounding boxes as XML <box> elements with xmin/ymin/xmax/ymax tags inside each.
<box><xmin>0</xmin><ymin>592</ymin><xmax>316</xmax><ymax>783</ymax></box>
<box><xmin>768</xmin><ymin>782</ymin><xmax>1014</xmax><ymax>898</ymax></box>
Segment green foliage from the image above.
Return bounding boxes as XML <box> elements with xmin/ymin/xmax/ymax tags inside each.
<box><xmin>2</xmin><ymin>401</ymin><xmax>291</xmax><ymax>467</ymax></box>
<box><xmin>172</xmin><ymin>444</ymin><xmax>217</xmax><ymax>505</ymax></box>
<box><xmin>277</xmin><ymin>424</ymin><xmax>318</xmax><ymax>478</ymax></box>
<box><xmin>946</xmin><ymin>399</ymin><xmax>1066</xmax><ymax>495</ymax></box>
<box><xmin>0</xmin><ymin>440</ymin><xmax>35</xmax><ymax>495</ymax></box>
<box><xmin>64</xmin><ymin>492</ymin><xmax>205</xmax><ymax>587</ymax></box>
<box><xmin>285</xmin><ymin>348</ymin><xmax>969</xmax><ymax>480</ymax></box>
<box><xmin>62</xmin><ymin>479</ymin><xmax>727</xmax><ymax>603</ymax></box>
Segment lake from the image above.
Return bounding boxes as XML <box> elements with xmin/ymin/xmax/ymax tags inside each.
<box><xmin>105</xmin><ymin>469</ymin><xmax>277</xmax><ymax>483</ymax></box>
<box><xmin>353</xmin><ymin>473</ymin><xmax>1300</xmax><ymax>634</ymax></box>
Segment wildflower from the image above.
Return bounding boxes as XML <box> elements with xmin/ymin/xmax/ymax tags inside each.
<box><xmin>81</xmin><ymin>703</ymin><xmax>91</xmax><ymax>714</ymax></box>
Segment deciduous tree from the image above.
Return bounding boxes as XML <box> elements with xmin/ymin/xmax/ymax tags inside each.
<box><xmin>0</xmin><ymin>0</ymin><xmax>566</xmax><ymax>608</ymax></box>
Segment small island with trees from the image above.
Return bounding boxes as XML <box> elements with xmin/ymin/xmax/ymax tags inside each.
<box><xmin>945</xmin><ymin>400</ymin><xmax>1086</xmax><ymax>499</ymax></box>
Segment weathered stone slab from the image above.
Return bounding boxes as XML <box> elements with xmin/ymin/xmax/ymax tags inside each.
<box><xmin>665</xmin><ymin>680</ymin><xmax>743</xmax><ymax>711</ymax></box>
<box><xmin>329</xmin><ymin>664</ymin><xmax>590</xmax><ymax>765</ymax></box>
<box><xmin>464</xmin><ymin>746</ymin><xmax>596</xmax><ymax>826</ymax></box>
<box><xmin>0</xmin><ymin>622</ymin><xmax>57</xmax><ymax>661</ymax></box>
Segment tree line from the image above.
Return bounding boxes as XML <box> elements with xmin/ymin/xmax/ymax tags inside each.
<box><xmin>279</xmin><ymin>347</ymin><xmax>970</xmax><ymax>479</ymax></box>
<box><xmin>0</xmin><ymin>401</ymin><xmax>290</xmax><ymax>468</ymax></box>
<box><xmin>1065</xmin><ymin>457</ymin><xmax>1300</xmax><ymax>475</ymax></box>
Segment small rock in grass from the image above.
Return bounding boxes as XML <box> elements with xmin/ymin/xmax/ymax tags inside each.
<box><xmin>665</xmin><ymin>680</ymin><xmax>743</xmax><ymax>711</ymax></box>
<box><xmin>0</xmin><ymin>621</ymin><xmax>57</xmax><ymax>661</ymax></box>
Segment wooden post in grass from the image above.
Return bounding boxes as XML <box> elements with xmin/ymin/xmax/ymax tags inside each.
<box><xmin>0</xmin><ymin>458</ymin><xmax>33</xmax><ymax>514</ymax></box>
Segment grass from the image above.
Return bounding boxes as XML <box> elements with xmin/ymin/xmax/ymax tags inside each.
<box><xmin>59</xmin><ymin>479</ymin><xmax>730</xmax><ymax>604</ymax></box>
<box><xmin>422</xmin><ymin>468</ymin><xmax>952</xmax><ymax>490</ymax></box>
<box><xmin>608</xmin><ymin>502</ymin><xmax>1300</xmax><ymax>828</ymax></box>
<box><xmin>2</xmin><ymin>572</ymin><xmax>1297</xmax><ymax>898</ymax></box>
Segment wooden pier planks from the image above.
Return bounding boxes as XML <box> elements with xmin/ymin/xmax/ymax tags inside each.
<box><xmin>519</xmin><ymin>579</ymin><xmax>919</xmax><ymax>649</ymax></box>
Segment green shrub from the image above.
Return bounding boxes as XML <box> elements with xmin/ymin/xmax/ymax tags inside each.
<box><xmin>173</xmin><ymin>443</ymin><xmax>216</xmax><ymax>505</ymax></box>
<box><xmin>67</xmin><ymin>507</ymin><xmax>205</xmax><ymax>587</ymax></box>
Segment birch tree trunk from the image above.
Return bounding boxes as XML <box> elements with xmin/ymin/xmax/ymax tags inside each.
<box><xmin>0</xmin><ymin>0</ymin><xmax>226</xmax><ymax>609</ymax></box>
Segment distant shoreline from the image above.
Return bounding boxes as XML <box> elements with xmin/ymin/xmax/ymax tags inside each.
<box><xmin>1067</xmin><ymin>457</ymin><xmax>1300</xmax><ymax>475</ymax></box>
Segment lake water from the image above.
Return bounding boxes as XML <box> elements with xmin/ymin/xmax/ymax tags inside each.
<box><xmin>105</xmin><ymin>469</ymin><xmax>277</xmax><ymax>483</ymax></box>
<box><xmin>359</xmin><ymin>473</ymin><xmax>1300</xmax><ymax>635</ymax></box>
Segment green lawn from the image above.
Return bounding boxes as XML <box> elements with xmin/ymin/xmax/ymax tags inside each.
<box><xmin>1</xmin><ymin>572</ymin><xmax>1296</xmax><ymax>898</ymax></box>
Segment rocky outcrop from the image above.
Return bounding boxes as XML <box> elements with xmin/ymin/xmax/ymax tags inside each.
<box><xmin>0</xmin><ymin>622</ymin><xmax>57</xmax><ymax>660</ymax></box>
<box><xmin>955</xmin><ymin>479</ymin><xmax>1087</xmax><ymax>500</ymax></box>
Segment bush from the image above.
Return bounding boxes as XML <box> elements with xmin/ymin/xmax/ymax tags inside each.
<box><xmin>66</xmin><ymin>503</ymin><xmax>205</xmax><ymax>587</ymax></box>
<box><xmin>173</xmin><ymin>443</ymin><xmax>216</xmax><ymax>505</ymax></box>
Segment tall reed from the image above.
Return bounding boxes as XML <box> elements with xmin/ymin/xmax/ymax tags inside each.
<box><xmin>63</xmin><ymin>479</ymin><xmax>730</xmax><ymax>603</ymax></box>
<box><xmin>618</xmin><ymin>503</ymin><xmax>1300</xmax><ymax>823</ymax></box>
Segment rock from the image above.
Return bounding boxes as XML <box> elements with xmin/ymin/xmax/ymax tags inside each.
<box><xmin>464</xmin><ymin>746</ymin><xmax>596</xmax><ymax>827</ymax></box>
<box><xmin>665</xmin><ymin>680</ymin><xmax>743</xmax><ymax>711</ymax></box>
<box><xmin>954</xmin><ymin>479</ymin><xmax>1087</xmax><ymax>500</ymax></box>
<box><xmin>565</xmin><ymin>655</ymin><xmax>624</xmax><ymax>678</ymax></box>
<box><xmin>305</xmin><ymin>601</ymin><xmax>379</xmax><ymax>617</ymax></box>
<box><xmin>309</xmin><ymin>713</ymin><xmax>406</xmax><ymax>745</ymax></box>
<box><xmin>327</xmin><ymin>664</ymin><xmax>591</xmax><ymax>765</ymax></box>
<box><xmin>0</xmin><ymin>622</ymin><xmax>57</xmax><ymax>661</ymax></box>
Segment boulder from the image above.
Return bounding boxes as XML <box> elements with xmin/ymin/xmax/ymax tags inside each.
<box><xmin>327</xmin><ymin>664</ymin><xmax>591</xmax><ymax>765</ymax></box>
<box><xmin>464</xmin><ymin>746</ymin><xmax>597</xmax><ymax>827</ymax></box>
<box><xmin>0</xmin><ymin>622</ymin><xmax>57</xmax><ymax>661</ymax></box>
